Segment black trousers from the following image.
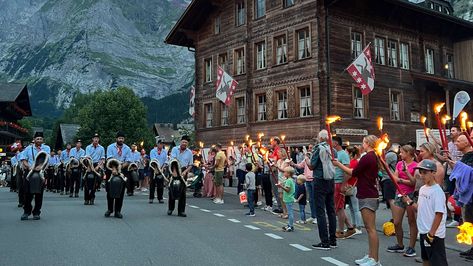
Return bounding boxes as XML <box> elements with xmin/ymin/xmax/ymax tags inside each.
<box><xmin>314</xmin><ymin>178</ymin><xmax>337</xmax><ymax>244</ymax></box>
<box><xmin>149</xmin><ymin>177</ymin><xmax>164</xmax><ymax>200</ymax></box>
<box><xmin>46</xmin><ymin>168</ymin><xmax>54</xmax><ymax>190</ymax></box>
<box><xmin>18</xmin><ymin>171</ymin><xmax>25</xmax><ymax>205</ymax></box>
<box><xmin>70</xmin><ymin>169</ymin><xmax>81</xmax><ymax>194</ymax></box>
<box><xmin>236</xmin><ymin>169</ymin><xmax>246</xmax><ymax>194</ymax></box>
<box><xmin>10</xmin><ymin>172</ymin><xmax>17</xmax><ymax>191</ymax></box>
<box><xmin>84</xmin><ymin>177</ymin><xmax>96</xmax><ymax>201</ymax></box>
<box><xmin>106</xmin><ymin>186</ymin><xmax>125</xmax><ymax>213</ymax></box>
<box><xmin>57</xmin><ymin>167</ymin><xmax>65</xmax><ymax>192</ymax></box>
<box><xmin>124</xmin><ymin>170</ymin><xmax>135</xmax><ymax>195</ymax></box>
<box><xmin>23</xmin><ymin>180</ymin><xmax>44</xmax><ymax>216</ymax></box>
<box><xmin>168</xmin><ymin>185</ymin><xmax>186</xmax><ymax>214</ymax></box>
<box><xmin>261</xmin><ymin>173</ymin><xmax>273</xmax><ymax>207</ymax></box>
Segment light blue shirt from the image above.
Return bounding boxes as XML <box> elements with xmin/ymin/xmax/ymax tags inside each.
<box><xmin>11</xmin><ymin>154</ymin><xmax>20</xmax><ymax>166</ymax></box>
<box><xmin>106</xmin><ymin>143</ymin><xmax>131</xmax><ymax>162</ymax></box>
<box><xmin>61</xmin><ymin>149</ymin><xmax>72</xmax><ymax>164</ymax></box>
<box><xmin>69</xmin><ymin>147</ymin><xmax>85</xmax><ymax>159</ymax></box>
<box><xmin>129</xmin><ymin>150</ymin><xmax>141</xmax><ymax>163</ymax></box>
<box><xmin>85</xmin><ymin>144</ymin><xmax>105</xmax><ymax>163</ymax></box>
<box><xmin>49</xmin><ymin>155</ymin><xmax>60</xmax><ymax>166</ymax></box>
<box><xmin>150</xmin><ymin>147</ymin><xmax>168</xmax><ymax>166</ymax></box>
<box><xmin>170</xmin><ymin>146</ymin><xmax>193</xmax><ymax>167</ymax></box>
<box><xmin>21</xmin><ymin>144</ymin><xmax>51</xmax><ymax>166</ymax></box>
<box><xmin>335</xmin><ymin>150</ymin><xmax>350</xmax><ymax>183</ymax></box>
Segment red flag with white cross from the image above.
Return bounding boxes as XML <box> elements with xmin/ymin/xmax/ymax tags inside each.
<box><xmin>346</xmin><ymin>44</ymin><xmax>375</xmax><ymax>95</ymax></box>
<box><xmin>215</xmin><ymin>66</ymin><xmax>238</xmax><ymax>106</ymax></box>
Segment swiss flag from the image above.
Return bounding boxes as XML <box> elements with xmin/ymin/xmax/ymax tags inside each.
<box><xmin>215</xmin><ymin>66</ymin><xmax>238</xmax><ymax>106</ymax></box>
<box><xmin>346</xmin><ymin>44</ymin><xmax>375</xmax><ymax>95</ymax></box>
<box><xmin>189</xmin><ymin>86</ymin><xmax>195</xmax><ymax>116</ymax></box>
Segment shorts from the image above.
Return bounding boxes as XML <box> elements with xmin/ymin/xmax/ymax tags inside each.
<box><xmin>382</xmin><ymin>179</ymin><xmax>396</xmax><ymax>201</ymax></box>
<box><xmin>255</xmin><ymin>173</ymin><xmax>262</xmax><ymax>187</ymax></box>
<box><xmin>358</xmin><ymin>198</ymin><xmax>379</xmax><ymax>212</ymax></box>
<box><xmin>214</xmin><ymin>171</ymin><xmax>224</xmax><ymax>186</ymax></box>
<box><xmin>394</xmin><ymin>192</ymin><xmax>417</xmax><ymax>208</ymax></box>
<box><xmin>138</xmin><ymin>169</ymin><xmax>145</xmax><ymax>181</ymax></box>
<box><xmin>444</xmin><ymin>175</ymin><xmax>456</xmax><ymax>195</ymax></box>
<box><xmin>334</xmin><ymin>183</ymin><xmax>345</xmax><ymax>210</ymax></box>
<box><xmin>419</xmin><ymin>234</ymin><xmax>448</xmax><ymax>265</ymax></box>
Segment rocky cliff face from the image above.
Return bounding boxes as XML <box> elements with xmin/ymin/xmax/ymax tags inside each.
<box><xmin>0</xmin><ymin>0</ymin><xmax>194</xmax><ymax>116</ymax></box>
<box><xmin>452</xmin><ymin>0</ymin><xmax>473</xmax><ymax>21</ymax></box>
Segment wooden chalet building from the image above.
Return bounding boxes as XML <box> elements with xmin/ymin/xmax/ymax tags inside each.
<box><xmin>166</xmin><ymin>0</ymin><xmax>473</xmax><ymax>145</ymax></box>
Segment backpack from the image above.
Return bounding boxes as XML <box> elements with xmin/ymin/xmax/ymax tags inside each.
<box><xmin>317</xmin><ymin>143</ymin><xmax>336</xmax><ymax>180</ymax></box>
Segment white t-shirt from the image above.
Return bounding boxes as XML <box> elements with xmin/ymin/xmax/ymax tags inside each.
<box><xmin>417</xmin><ymin>184</ymin><xmax>447</xmax><ymax>238</ymax></box>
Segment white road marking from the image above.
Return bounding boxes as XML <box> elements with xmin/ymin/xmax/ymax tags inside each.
<box><xmin>244</xmin><ymin>225</ymin><xmax>261</xmax><ymax>230</ymax></box>
<box><xmin>264</xmin><ymin>233</ymin><xmax>283</xmax><ymax>240</ymax></box>
<box><xmin>189</xmin><ymin>205</ymin><xmax>200</xmax><ymax>209</ymax></box>
<box><xmin>290</xmin><ymin>244</ymin><xmax>312</xmax><ymax>251</ymax></box>
<box><xmin>200</xmin><ymin>209</ymin><xmax>211</xmax><ymax>212</ymax></box>
<box><xmin>227</xmin><ymin>219</ymin><xmax>241</xmax><ymax>223</ymax></box>
<box><xmin>321</xmin><ymin>257</ymin><xmax>349</xmax><ymax>266</ymax></box>
<box><xmin>213</xmin><ymin>213</ymin><xmax>225</xmax><ymax>217</ymax></box>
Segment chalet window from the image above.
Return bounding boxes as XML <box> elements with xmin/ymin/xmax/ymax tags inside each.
<box><xmin>235</xmin><ymin>48</ymin><xmax>245</xmax><ymax>75</ymax></box>
<box><xmin>297</xmin><ymin>28</ymin><xmax>311</xmax><ymax>60</ymax></box>
<box><xmin>351</xmin><ymin>32</ymin><xmax>363</xmax><ymax>59</ymax></box>
<box><xmin>410</xmin><ymin>111</ymin><xmax>420</xmax><ymax>122</ymax></box>
<box><xmin>283</xmin><ymin>0</ymin><xmax>294</xmax><ymax>8</ymax></box>
<box><xmin>390</xmin><ymin>91</ymin><xmax>401</xmax><ymax>121</ymax></box>
<box><xmin>204</xmin><ymin>58</ymin><xmax>212</xmax><ymax>83</ymax></box>
<box><xmin>387</xmin><ymin>40</ymin><xmax>397</xmax><ymax>67</ymax></box>
<box><xmin>205</xmin><ymin>103</ymin><xmax>213</xmax><ymax>128</ymax></box>
<box><xmin>218</xmin><ymin>53</ymin><xmax>228</xmax><ymax>72</ymax></box>
<box><xmin>277</xmin><ymin>91</ymin><xmax>288</xmax><ymax>119</ymax></box>
<box><xmin>299</xmin><ymin>87</ymin><xmax>312</xmax><ymax>117</ymax></box>
<box><xmin>399</xmin><ymin>43</ymin><xmax>410</xmax><ymax>70</ymax></box>
<box><xmin>257</xmin><ymin>94</ymin><xmax>267</xmax><ymax>121</ymax></box>
<box><xmin>425</xmin><ymin>48</ymin><xmax>435</xmax><ymax>74</ymax></box>
<box><xmin>221</xmin><ymin>104</ymin><xmax>229</xmax><ymax>126</ymax></box>
<box><xmin>236</xmin><ymin>2</ymin><xmax>246</xmax><ymax>26</ymax></box>
<box><xmin>255</xmin><ymin>0</ymin><xmax>265</xmax><ymax>19</ymax></box>
<box><xmin>214</xmin><ymin>16</ymin><xmax>221</xmax><ymax>34</ymax></box>
<box><xmin>256</xmin><ymin>42</ymin><xmax>266</xmax><ymax>70</ymax></box>
<box><xmin>237</xmin><ymin>97</ymin><xmax>246</xmax><ymax>124</ymax></box>
<box><xmin>275</xmin><ymin>35</ymin><xmax>287</xmax><ymax>65</ymax></box>
<box><xmin>374</xmin><ymin>37</ymin><xmax>385</xmax><ymax>65</ymax></box>
<box><xmin>446</xmin><ymin>53</ymin><xmax>454</xmax><ymax>78</ymax></box>
<box><xmin>353</xmin><ymin>88</ymin><xmax>365</xmax><ymax>118</ymax></box>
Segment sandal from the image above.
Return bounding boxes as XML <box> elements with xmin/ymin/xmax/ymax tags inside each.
<box><xmin>281</xmin><ymin>214</ymin><xmax>288</xmax><ymax>219</ymax></box>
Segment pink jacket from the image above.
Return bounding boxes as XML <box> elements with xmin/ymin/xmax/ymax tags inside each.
<box><xmin>294</xmin><ymin>159</ymin><xmax>314</xmax><ymax>181</ymax></box>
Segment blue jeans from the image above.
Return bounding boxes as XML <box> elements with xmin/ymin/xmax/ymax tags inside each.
<box><xmin>286</xmin><ymin>202</ymin><xmax>294</xmax><ymax>228</ymax></box>
<box><xmin>247</xmin><ymin>189</ymin><xmax>255</xmax><ymax>214</ymax></box>
<box><xmin>314</xmin><ymin>178</ymin><xmax>337</xmax><ymax>244</ymax></box>
<box><xmin>299</xmin><ymin>204</ymin><xmax>306</xmax><ymax>221</ymax></box>
<box><xmin>348</xmin><ymin>187</ymin><xmax>362</xmax><ymax>227</ymax></box>
<box><xmin>305</xmin><ymin>180</ymin><xmax>316</xmax><ymax>219</ymax></box>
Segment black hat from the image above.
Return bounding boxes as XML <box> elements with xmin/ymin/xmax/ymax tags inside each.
<box><xmin>76</xmin><ymin>139</ymin><xmax>82</xmax><ymax>143</ymax></box>
<box><xmin>116</xmin><ymin>131</ymin><xmax>125</xmax><ymax>138</ymax></box>
<box><xmin>131</xmin><ymin>143</ymin><xmax>137</xmax><ymax>146</ymax></box>
<box><xmin>181</xmin><ymin>135</ymin><xmax>190</xmax><ymax>142</ymax></box>
<box><xmin>157</xmin><ymin>139</ymin><xmax>163</xmax><ymax>144</ymax></box>
<box><xmin>92</xmin><ymin>133</ymin><xmax>100</xmax><ymax>138</ymax></box>
<box><xmin>33</xmin><ymin>131</ymin><xmax>43</xmax><ymax>138</ymax></box>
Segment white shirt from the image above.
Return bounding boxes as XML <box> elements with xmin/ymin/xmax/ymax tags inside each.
<box><xmin>416</xmin><ymin>184</ymin><xmax>447</xmax><ymax>238</ymax></box>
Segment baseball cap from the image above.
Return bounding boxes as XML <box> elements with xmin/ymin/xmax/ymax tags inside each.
<box><xmin>415</xmin><ymin>159</ymin><xmax>437</xmax><ymax>172</ymax></box>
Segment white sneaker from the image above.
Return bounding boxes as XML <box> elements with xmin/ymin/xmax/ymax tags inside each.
<box><xmin>355</xmin><ymin>255</ymin><xmax>369</xmax><ymax>265</ymax></box>
<box><xmin>213</xmin><ymin>198</ymin><xmax>220</xmax><ymax>203</ymax></box>
<box><xmin>355</xmin><ymin>228</ymin><xmax>363</xmax><ymax>235</ymax></box>
<box><xmin>312</xmin><ymin>219</ymin><xmax>318</xmax><ymax>224</ymax></box>
<box><xmin>296</xmin><ymin>220</ymin><xmax>307</xmax><ymax>224</ymax></box>
<box><xmin>257</xmin><ymin>201</ymin><xmax>263</xmax><ymax>206</ymax></box>
<box><xmin>215</xmin><ymin>199</ymin><xmax>224</xmax><ymax>204</ymax></box>
<box><xmin>359</xmin><ymin>258</ymin><xmax>381</xmax><ymax>266</ymax></box>
<box><xmin>446</xmin><ymin>220</ymin><xmax>459</xmax><ymax>228</ymax></box>
<box><xmin>306</xmin><ymin>217</ymin><xmax>314</xmax><ymax>223</ymax></box>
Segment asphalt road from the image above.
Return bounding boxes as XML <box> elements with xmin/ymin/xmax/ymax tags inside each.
<box><xmin>0</xmin><ymin>187</ymin><xmax>471</xmax><ymax>266</ymax></box>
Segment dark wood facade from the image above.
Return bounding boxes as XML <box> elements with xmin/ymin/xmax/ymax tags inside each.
<box><xmin>166</xmin><ymin>0</ymin><xmax>473</xmax><ymax>146</ymax></box>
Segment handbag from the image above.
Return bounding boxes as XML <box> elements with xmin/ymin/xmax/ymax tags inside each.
<box><xmin>239</xmin><ymin>191</ymin><xmax>247</xmax><ymax>204</ymax></box>
<box><xmin>343</xmin><ymin>178</ymin><xmax>358</xmax><ymax>196</ymax></box>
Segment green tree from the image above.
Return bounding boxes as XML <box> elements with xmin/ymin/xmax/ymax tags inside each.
<box><xmin>74</xmin><ymin>87</ymin><xmax>155</xmax><ymax>149</ymax></box>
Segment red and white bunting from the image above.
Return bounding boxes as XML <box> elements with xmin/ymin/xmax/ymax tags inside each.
<box><xmin>189</xmin><ymin>86</ymin><xmax>195</xmax><ymax>116</ymax></box>
<box><xmin>346</xmin><ymin>44</ymin><xmax>375</xmax><ymax>95</ymax></box>
<box><xmin>215</xmin><ymin>66</ymin><xmax>238</xmax><ymax>106</ymax></box>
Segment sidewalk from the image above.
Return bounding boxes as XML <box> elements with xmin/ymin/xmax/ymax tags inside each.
<box><xmin>223</xmin><ymin>186</ymin><xmax>469</xmax><ymax>253</ymax></box>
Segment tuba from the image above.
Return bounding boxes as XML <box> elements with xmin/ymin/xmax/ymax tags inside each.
<box><xmin>26</xmin><ymin>151</ymin><xmax>49</xmax><ymax>194</ymax></box>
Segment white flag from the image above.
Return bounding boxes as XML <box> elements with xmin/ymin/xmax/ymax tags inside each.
<box><xmin>215</xmin><ymin>66</ymin><xmax>238</xmax><ymax>105</ymax></box>
<box><xmin>453</xmin><ymin>91</ymin><xmax>470</xmax><ymax>120</ymax></box>
<box><xmin>189</xmin><ymin>86</ymin><xmax>195</xmax><ymax>116</ymax></box>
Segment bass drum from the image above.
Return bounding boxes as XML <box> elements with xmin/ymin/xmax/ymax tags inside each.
<box><xmin>109</xmin><ymin>175</ymin><xmax>125</xmax><ymax>199</ymax></box>
<box><xmin>28</xmin><ymin>172</ymin><xmax>43</xmax><ymax>194</ymax></box>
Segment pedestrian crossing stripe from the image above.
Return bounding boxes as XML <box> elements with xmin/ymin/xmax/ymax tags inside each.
<box><xmin>264</xmin><ymin>233</ymin><xmax>283</xmax><ymax>240</ymax></box>
<box><xmin>321</xmin><ymin>257</ymin><xmax>349</xmax><ymax>266</ymax></box>
<box><xmin>227</xmin><ymin>219</ymin><xmax>241</xmax><ymax>223</ymax></box>
<box><xmin>200</xmin><ymin>209</ymin><xmax>211</xmax><ymax>212</ymax></box>
<box><xmin>289</xmin><ymin>244</ymin><xmax>311</xmax><ymax>251</ymax></box>
<box><xmin>244</xmin><ymin>225</ymin><xmax>261</xmax><ymax>230</ymax></box>
<box><xmin>213</xmin><ymin>213</ymin><xmax>225</xmax><ymax>217</ymax></box>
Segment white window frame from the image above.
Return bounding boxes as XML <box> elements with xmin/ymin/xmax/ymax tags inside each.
<box><xmin>214</xmin><ymin>16</ymin><xmax>221</xmax><ymax>34</ymax></box>
<box><xmin>283</xmin><ymin>0</ymin><xmax>294</xmax><ymax>8</ymax></box>
<box><xmin>204</xmin><ymin>58</ymin><xmax>212</xmax><ymax>83</ymax></box>
<box><xmin>257</xmin><ymin>94</ymin><xmax>267</xmax><ymax>121</ymax></box>
<box><xmin>235</xmin><ymin>48</ymin><xmax>245</xmax><ymax>75</ymax></box>
<box><xmin>400</xmin><ymin>42</ymin><xmax>410</xmax><ymax>70</ymax></box>
<box><xmin>237</xmin><ymin>97</ymin><xmax>246</xmax><ymax>124</ymax></box>
<box><xmin>221</xmin><ymin>104</ymin><xmax>229</xmax><ymax>126</ymax></box>
<box><xmin>299</xmin><ymin>87</ymin><xmax>312</xmax><ymax>117</ymax></box>
<box><xmin>353</xmin><ymin>88</ymin><xmax>365</xmax><ymax>118</ymax></box>
<box><xmin>255</xmin><ymin>0</ymin><xmax>265</xmax><ymax>19</ymax></box>
<box><xmin>446</xmin><ymin>53</ymin><xmax>454</xmax><ymax>78</ymax></box>
<box><xmin>425</xmin><ymin>48</ymin><xmax>435</xmax><ymax>74</ymax></box>
<box><xmin>256</xmin><ymin>42</ymin><xmax>266</xmax><ymax>70</ymax></box>
<box><xmin>205</xmin><ymin>104</ymin><xmax>213</xmax><ymax>128</ymax></box>
<box><xmin>390</xmin><ymin>90</ymin><xmax>401</xmax><ymax>121</ymax></box>
<box><xmin>277</xmin><ymin>91</ymin><xmax>288</xmax><ymax>119</ymax></box>
<box><xmin>387</xmin><ymin>40</ymin><xmax>397</xmax><ymax>67</ymax></box>
<box><xmin>297</xmin><ymin>28</ymin><xmax>311</xmax><ymax>60</ymax></box>
<box><xmin>374</xmin><ymin>37</ymin><xmax>385</xmax><ymax>65</ymax></box>
<box><xmin>275</xmin><ymin>35</ymin><xmax>287</xmax><ymax>65</ymax></box>
<box><xmin>218</xmin><ymin>53</ymin><xmax>227</xmax><ymax>72</ymax></box>
<box><xmin>236</xmin><ymin>2</ymin><xmax>246</xmax><ymax>26</ymax></box>
<box><xmin>351</xmin><ymin>31</ymin><xmax>362</xmax><ymax>59</ymax></box>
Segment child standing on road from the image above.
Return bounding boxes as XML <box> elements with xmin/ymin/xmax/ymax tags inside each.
<box><xmin>244</xmin><ymin>163</ymin><xmax>256</xmax><ymax>217</ymax></box>
<box><xmin>278</xmin><ymin>166</ymin><xmax>296</xmax><ymax>232</ymax></box>
<box><xmin>295</xmin><ymin>175</ymin><xmax>307</xmax><ymax>224</ymax></box>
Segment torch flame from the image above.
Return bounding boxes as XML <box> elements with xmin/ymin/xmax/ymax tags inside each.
<box><xmin>469</xmin><ymin>121</ymin><xmax>473</xmax><ymax>129</ymax></box>
<box><xmin>245</xmin><ymin>135</ymin><xmax>250</xmax><ymax>141</ymax></box>
<box><xmin>426</xmin><ymin>128</ymin><xmax>430</xmax><ymax>136</ymax></box>
<box><xmin>377</xmin><ymin>117</ymin><xmax>383</xmax><ymax>131</ymax></box>
<box><xmin>248</xmin><ymin>139</ymin><xmax>253</xmax><ymax>147</ymax></box>
<box><xmin>457</xmin><ymin>222</ymin><xmax>473</xmax><ymax>245</ymax></box>
<box><xmin>258</xmin><ymin>132</ymin><xmax>264</xmax><ymax>139</ymax></box>
<box><xmin>441</xmin><ymin>114</ymin><xmax>451</xmax><ymax>125</ymax></box>
<box><xmin>434</xmin><ymin>103</ymin><xmax>445</xmax><ymax>114</ymax></box>
<box><xmin>420</xmin><ymin>115</ymin><xmax>427</xmax><ymax>125</ymax></box>
<box><xmin>460</xmin><ymin>112</ymin><xmax>468</xmax><ymax>131</ymax></box>
<box><xmin>230</xmin><ymin>141</ymin><xmax>234</xmax><ymax>146</ymax></box>
<box><xmin>280</xmin><ymin>135</ymin><xmax>286</xmax><ymax>141</ymax></box>
<box><xmin>194</xmin><ymin>160</ymin><xmax>201</xmax><ymax>167</ymax></box>
<box><xmin>140</xmin><ymin>141</ymin><xmax>144</xmax><ymax>147</ymax></box>
<box><xmin>326</xmin><ymin>115</ymin><xmax>342</xmax><ymax>124</ymax></box>
<box><xmin>374</xmin><ymin>134</ymin><xmax>389</xmax><ymax>156</ymax></box>
<box><xmin>199</xmin><ymin>141</ymin><xmax>204</xmax><ymax>148</ymax></box>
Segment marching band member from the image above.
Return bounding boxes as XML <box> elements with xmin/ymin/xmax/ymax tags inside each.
<box><xmin>60</xmin><ymin>143</ymin><xmax>72</xmax><ymax>195</ymax></box>
<box><xmin>85</xmin><ymin>133</ymin><xmax>105</xmax><ymax>192</ymax></box>
<box><xmin>69</xmin><ymin>139</ymin><xmax>85</xmax><ymax>197</ymax></box>
<box><xmin>10</xmin><ymin>150</ymin><xmax>21</xmax><ymax>194</ymax></box>
<box><xmin>126</xmin><ymin>143</ymin><xmax>141</xmax><ymax>196</ymax></box>
<box><xmin>149</xmin><ymin>140</ymin><xmax>168</xmax><ymax>203</ymax></box>
<box><xmin>168</xmin><ymin>135</ymin><xmax>193</xmax><ymax>217</ymax></box>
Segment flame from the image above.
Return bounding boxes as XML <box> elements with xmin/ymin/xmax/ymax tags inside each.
<box><xmin>326</xmin><ymin>115</ymin><xmax>342</xmax><ymax>124</ymax></box>
<box><xmin>257</xmin><ymin>132</ymin><xmax>264</xmax><ymax>139</ymax></box>
<box><xmin>377</xmin><ymin>117</ymin><xmax>383</xmax><ymax>131</ymax></box>
<box><xmin>374</xmin><ymin>134</ymin><xmax>389</xmax><ymax>156</ymax></box>
<box><xmin>426</xmin><ymin>128</ymin><xmax>430</xmax><ymax>136</ymax></box>
<box><xmin>441</xmin><ymin>114</ymin><xmax>451</xmax><ymax>125</ymax></box>
<box><xmin>230</xmin><ymin>141</ymin><xmax>234</xmax><ymax>146</ymax></box>
<box><xmin>460</xmin><ymin>112</ymin><xmax>468</xmax><ymax>131</ymax></box>
<box><xmin>140</xmin><ymin>141</ymin><xmax>144</xmax><ymax>147</ymax></box>
<box><xmin>280</xmin><ymin>135</ymin><xmax>286</xmax><ymax>141</ymax></box>
<box><xmin>194</xmin><ymin>160</ymin><xmax>201</xmax><ymax>167</ymax></box>
<box><xmin>248</xmin><ymin>139</ymin><xmax>253</xmax><ymax>147</ymax></box>
<box><xmin>457</xmin><ymin>222</ymin><xmax>473</xmax><ymax>245</ymax></box>
<box><xmin>257</xmin><ymin>141</ymin><xmax>261</xmax><ymax>147</ymax></box>
<box><xmin>420</xmin><ymin>115</ymin><xmax>427</xmax><ymax>125</ymax></box>
<box><xmin>199</xmin><ymin>141</ymin><xmax>204</xmax><ymax>148</ymax></box>
<box><xmin>434</xmin><ymin>103</ymin><xmax>445</xmax><ymax>114</ymax></box>
<box><xmin>469</xmin><ymin>122</ymin><xmax>473</xmax><ymax>129</ymax></box>
<box><xmin>245</xmin><ymin>135</ymin><xmax>250</xmax><ymax>141</ymax></box>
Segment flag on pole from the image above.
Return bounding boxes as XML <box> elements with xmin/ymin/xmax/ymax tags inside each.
<box><xmin>10</xmin><ymin>140</ymin><xmax>22</xmax><ymax>151</ymax></box>
<box><xmin>189</xmin><ymin>86</ymin><xmax>195</xmax><ymax>116</ymax></box>
<box><xmin>453</xmin><ymin>91</ymin><xmax>470</xmax><ymax>121</ymax></box>
<box><xmin>215</xmin><ymin>66</ymin><xmax>238</xmax><ymax>105</ymax></box>
<box><xmin>346</xmin><ymin>44</ymin><xmax>375</xmax><ymax>95</ymax></box>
